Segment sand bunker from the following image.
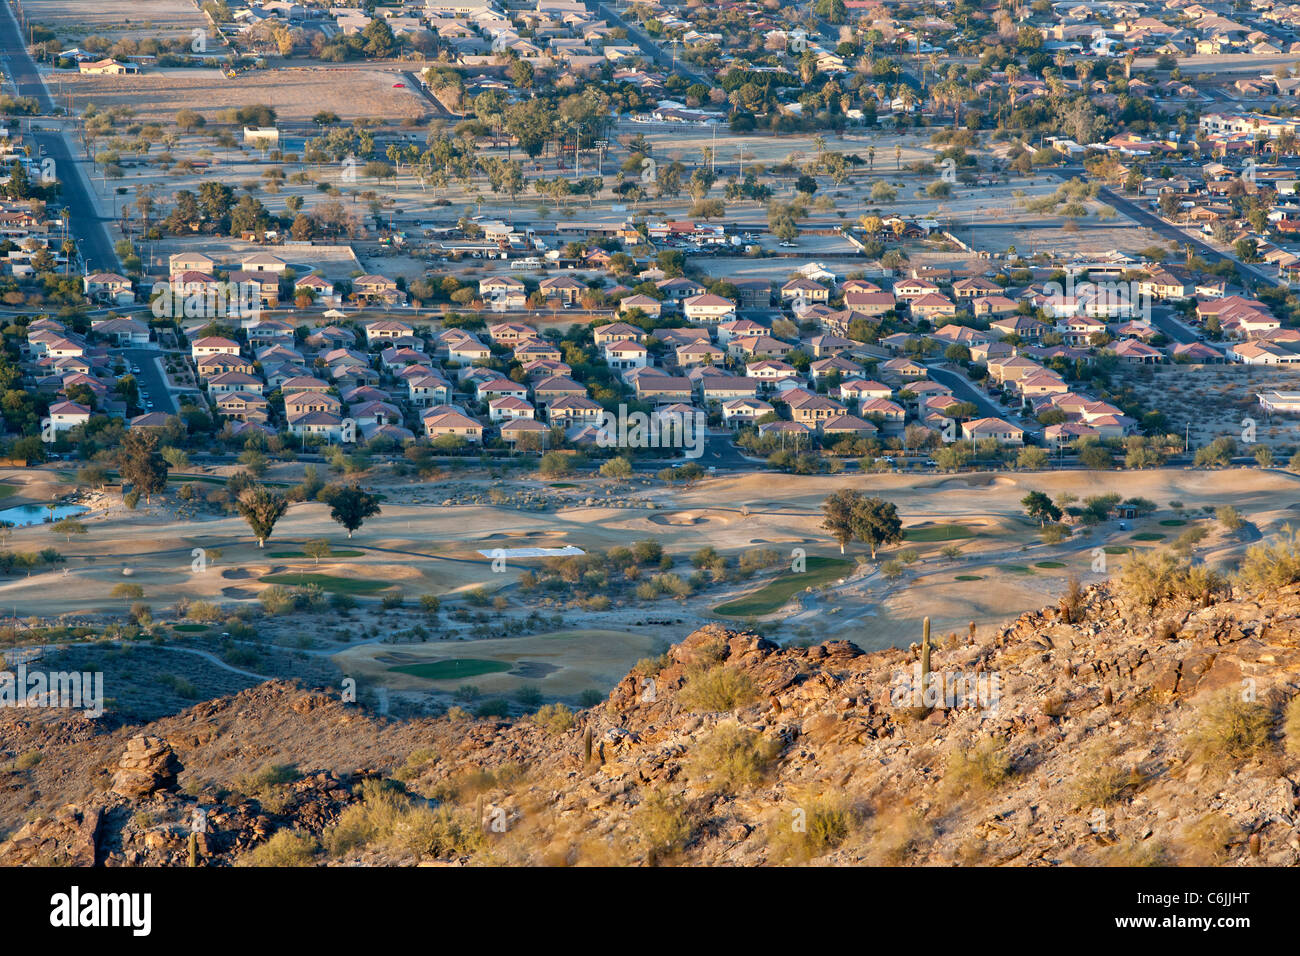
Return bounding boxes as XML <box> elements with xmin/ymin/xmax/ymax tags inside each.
<box><xmin>649</xmin><ymin>510</ymin><xmax>736</xmax><ymax>526</ymax></box>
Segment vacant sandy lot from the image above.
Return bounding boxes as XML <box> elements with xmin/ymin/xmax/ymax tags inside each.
<box><xmin>1117</xmin><ymin>362</ymin><xmax>1300</xmax><ymax>454</ymax></box>
<box><xmin>63</xmin><ymin>67</ymin><xmax>429</xmax><ymax>123</ymax></box>
<box><xmin>26</xmin><ymin>0</ymin><xmax>205</xmax><ymax>40</ymax></box>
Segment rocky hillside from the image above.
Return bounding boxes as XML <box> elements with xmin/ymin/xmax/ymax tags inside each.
<box><xmin>4</xmin><ymin>579</ymin><xmax>1300</xmax><ymax>867</ymax></box>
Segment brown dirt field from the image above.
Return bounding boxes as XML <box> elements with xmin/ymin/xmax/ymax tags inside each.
<box><xmin>1117</xmin><ymin>362</ymin><xmax>1300</xmax><ymax>453</ymax></box>
<box><xmin>26</xmin><ymin>0</ymin><xmax>205</xmax><ymax>39</ymax></box>
<box><xmin>63</xmin><ymin>67</ymin><xmax>429</xmax><ymax>123</ymax></box>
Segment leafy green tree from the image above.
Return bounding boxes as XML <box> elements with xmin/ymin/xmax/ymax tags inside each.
<box><xmin>1021</xmin><ymin>490</ymin><xmax>1062</xmax><ymax>526</ymax></box>
<box><xmin>117</xmin><ymin>431</ymin><xmax>168</xmax><ymax>504</ymax></box>
<box><xmin>327</xmin><ymin>484</ymin><xmax>382</xmax><ymax>538</ymax></box>
<box><xmin>237</xmin><ymin>486</ymin><xmax>288</xmax><ymax>548</ymax></box>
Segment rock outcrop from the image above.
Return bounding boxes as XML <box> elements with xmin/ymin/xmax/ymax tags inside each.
<box><xmin>111</xmin><ymin>735</ymin><xmax>181</xmax><ymax>798</ymax></box>
<box><xmin>3</xmin><ymin>582</ymin><xmax>1300</xmax><ymax>866</ymax></box>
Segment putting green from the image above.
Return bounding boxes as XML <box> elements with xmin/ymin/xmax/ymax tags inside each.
<box><xmin>903</xmin><ymin>524</ymin><xmax>976</xmax><ymax>542</ymax></box>
<box><xmin>260</xmin><ymin>573</ymin><xmax>392</xmax><ymax>594</ymax></box>
<box><xmin>389</xmin><ymin>659</ymin><xmax>511</xmax><ymax>680</ymax></box>
<box><xmin>714</xmin><ymin>556</ymin><xmax>853</xmax><ymax>617</ymax></box>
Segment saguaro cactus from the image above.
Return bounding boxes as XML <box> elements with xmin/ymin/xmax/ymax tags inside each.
<box><xmin>583</xmin><ymin>725</ymin><xmax>593</xmax><ymax>763</ymax></box>
<box><xmin>920</xmin><ymin>617</ymin><xmax>932</xmax><ymax>690</ymax></box>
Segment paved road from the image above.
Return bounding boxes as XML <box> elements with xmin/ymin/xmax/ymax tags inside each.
<box><xmin>586</xmin><ymin>1</ymin><xmax>709</xmax><ymax>86</ymax></box>
<box><xmin>121</xmin><ymin>346</ymin><xmax>179</xmax><ymax>415</ymax></box>
<box><xmin>404</xmin><ymin>71</ymin><xmax>456</xmax><ymax>119</ymax></box>
<box><xmin>1149</xmin><ymin>305</ymin><xmax>1200</xmax><ymax>346</ymax></box>
<box><xmin>923</xmin><ymin>363</ymin><xmax>1043</xmax><ymax>441</ymax></box>
<box><xmin>1049</xmin><ymin>165</ymin><xmax>1278</xmax><ymax>290</ymax></box>
<box><xmin>0</xmin><ymin>1</ymin><xmax>118</xmax><ymax>273</ymax></box>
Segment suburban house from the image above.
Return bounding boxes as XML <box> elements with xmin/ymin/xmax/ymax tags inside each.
<box><xmin>961</xmin><ymin>416</ymin><xmax>1024</xmax><ymax>444</ymax></box>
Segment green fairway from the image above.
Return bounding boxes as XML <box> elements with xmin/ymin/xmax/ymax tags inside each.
<box><xmin>389</xmin><ymin>659</ymin><xmax>511</xmax><ymax>680</ymax></box>
<box><xmin>1159</xmin><ymin>519</ymin><xmax>1187</xmax><ymax>526</ymax></box>
<box><xmin>903</xmin><ymin>524</ymin><xmax>975</xmax><ymax>542</ymax></box>
<box><xmin>0</xmin><ymin>484</ymin><xmax>17</xmax><ymax>500</ymax></box>
<box><xmin>260</xmin><ymin>573</ymin><xmax>392</xmax><ymax>594</ymax></box>
<box><xmin>1034</xmin><ymin>560</ymin><xmax>1066</xmax><ymax>568</ymax></box>
<box><xmin>713</xmin><ymin>556</ymin><xmax>853</xmax><ymax>617</ymax></box>
<box><xmin>1103</xmin><ymin>545</ymin><xmax>1131</xmax><ymax>554</ymax></box>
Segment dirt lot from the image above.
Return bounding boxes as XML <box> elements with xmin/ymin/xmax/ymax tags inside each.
<box><xmin>63</xmin><ymin>67</ymin><xmax>429</xmax><ymax>123</ymax></box>
<box><xmin>1115</xmin><ymin>362</ymin><xmax>1300</xmax><ymax>454</ymax></box>
<box><xmin>25</xmin><ymin>0</ymin><xmax>206</xmax><ymax>40</ymax></box>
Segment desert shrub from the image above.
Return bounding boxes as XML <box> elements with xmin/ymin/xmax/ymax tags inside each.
<box><xmin>13</xmin><ymin>750</ymin><xmax>40</xmax><ymax>770</ymax></box>
<box><xmin>944</xmin><ymin>738</ymin><xmax>1013</xmax><ymax>795</ymax></box>
<box><xmin>678</xmin><ymin>664</ymin><xmax>757</xmax><ymax>712</ymax></box>
<box><xmin>687</xmin><ymin>723</ymin><xmax>781</xmax><ymax>791</ymax></box>
<box><xmin>394</xmin><ymin>803</ymin><xmax>485</xmax><ymax>858</ymax></box>
<box><xmin>110</xmin><ymin>583</ymin><xmax>144</xmax><ymax>599</ymax></box>
<box><xmin>324</xmin><ymin>778</ymin><xmax>483</xmax><ymax>860</ymax></box>
<box><xmin>514</xmin><ymin>685</ymin><xmax>542</xmax><ymax>708</ymax></box>
<box><xmin>1285</xmin><ymin>694</ymin><xmax>1300</xmax><ymax>757</ymax></box>
<box><xmin>866</xmin><ymin>806</ymin><xmax>932</xmax><ymax>865</ymax></box>
<box><xmin>738</xmin><ymin>548</ymin><xmax>781</xmax><ymax>574</ymax></box>
<box><xmin>769</xmin><ymin>796</ymin><xmax>855</xmax><ymax>864</ymax></box>
<box><xmin>532</xmin><ymin>702</ymin><xmax>575</xmax><ymax>734</ymax></box>
<box><xmin>259</xmin><ymin>585</ymin><xmax>296</xmax><ymax>615</ymax></box>
<box><xmin>158</xmin><ymin>673</ymin><xmax>199</xmax><ymax>698</ymax></box>
<box><xmin>1039</xmin><ymin>523</ymin><xmax>1069</xmax><ymax>544</ymax></box>
<box><xmin>187</xmin><ymin>600</ymin><xmax>223</xmax><ymax>622</ymax></box>
<box><xmin>1171</xmin><ymin>525</ymin><xmax>1208</xmax><ymax>556</ymax></box>
<box><xmin>636</xmin><ymin>789</ymin><xmax>692</xmax><ymax>862</ymax></box>
<box><xmin>1178</xmin><ymin>813</ymin><xmax>1239</xmax><ymax>866</ymax></box>
<box><xmin>236</xmin><ymin>762</ymin><xmax>301</xmax><ymax>813</ymax></box>
<box><xmin>632</xmin><ymin>653</ymin><xmax>670</xmax><ymax>677</ymax></box>
<box><xmin>474</xmin><ymin>698</ymin><xmax>510</xmax><ymax>718</ymax></box>
<box><xmin>1070</xmin><ymin>745</ymin><xmax>1132</xmax><ymax>808</ymax></box>
<box><xmin>1184</xmin><ymin>690</ymin><xmax>1273</xmax><ymax>766</ymax></box>
<box><xmin>427</xmin><ymin>764</ymin><xmax>527</xmax><ymax>804</ymax></box>
<box><xmin>1236</xmin><ymin>525</ymin><xmax>1300</xmax><ymax>592</ymax></box>
<box><xmin>1106</xmin><ymin>840</ymin><xmax>1172</xmax><ymax>866</ymax></box>
<box><xmin>238</xmin><ymin>828</ymin><xmax>319</xmax><ymax>867</ymax></box>
<box><xmin>1117</xmin><ymin>550</ymin><xmax>1226</xmax><ymax>611</ymax></box>
<box><xmin>1216</xmin><ymin>505</ymin><xmax>1244</xmax><ymax>531</ymax></box>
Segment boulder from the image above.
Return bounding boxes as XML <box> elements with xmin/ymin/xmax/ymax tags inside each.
<box><xmin>111</xmin><ymin>735</ymin><xmax>181</xmax><ymax>798</ymax></box>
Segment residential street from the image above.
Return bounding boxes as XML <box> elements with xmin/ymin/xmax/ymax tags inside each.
<box><xmin>0</xmin><ymin>0</ymin><xmax>119</xmax><ymax>273</ymax></box>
